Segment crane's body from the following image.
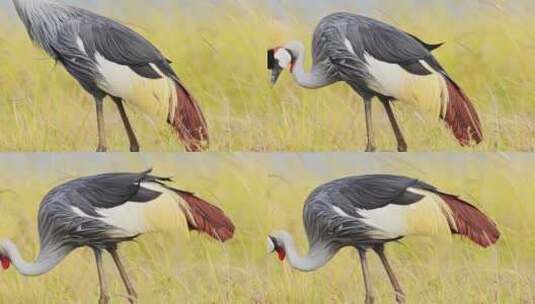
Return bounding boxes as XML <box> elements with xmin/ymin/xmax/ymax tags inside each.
<box><xmin>12</xmin><ymin>0</ymin><xmax>208</xmax><ymax>152</ymax></box>
<box><xmin>268</xmin><ymin>175</ymin><xmax>499</xmax><ymax>303</ymax></box>
<box><xmin>0</xmin><ymin>170</ymin><xmax>234</xmax><ymax>303</ymax></box>
<box><xmin>268</xmin><ymin>13</ymin><xmax>483</xmax><ymax>152</ymax></box>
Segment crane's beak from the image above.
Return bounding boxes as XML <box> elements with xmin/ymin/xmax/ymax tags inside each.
<box><xmin>270</xmin><ymin>66</ymin><xmax>283</xmax><ymax>86</ymax></box>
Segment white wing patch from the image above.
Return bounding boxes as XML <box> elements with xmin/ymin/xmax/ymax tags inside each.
<box><xmin>363</xmin><ymin>52</ymin><xmax>415</xmax><ymax>98</ymax></box>
<box><xmin>358</xmin><ymin>188</ymin><xmax>454</xmax><ymax>240</ymax></box>
<box><xmin>94</xmin><ymin>52</ymin><xmax>149</xmax><ymax>99</ymax></box>
<box><xmin>332</xmin><ymin>205</ymin><xmax>352</xmax><ymax>218</ymax></box>
<box><xmin>363</xmin><ymin>52</ymin><xmax>446</xmax><ymax>116</ymax></box>
<box><xmin>358</xmin><ymin>204</ymin><xmax>409</xmax><ymax>239</ymax></box>
<box><xmin>76</xmin><ymin>36</ymin><xmax>87</xmax><ymax>54</ymax></box>
<box><xmin>419</xmin><ymin>60</ymin><xmax>436</xmax><ymax>74</ymax></box>
<box><xmin>344</xmin><ymin>38</ymin><xmax>356</xmax><ymax>55</ymax></box>
<box><xmin>93</xmin><ymin>52</ymin><xmax>174</xmax><ymax>117</ymax></box>
<box><xmin>71</xmin><ymin>206</ymin><xmax>98</xmax><ymax>219</ymax></box>
<box><xmin>75</xmin><ymin>35</ymin><xmax>173</xmax><ymax>117</ymax></box>
<box><xmin>78</xmin><ymin>182</ymin><xmax>189</xmax><ymax>239</ymax></box>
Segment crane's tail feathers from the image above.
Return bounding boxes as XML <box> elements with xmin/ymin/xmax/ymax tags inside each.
<box><xmin>438</xmin><ymin>193</ymin><xmax>499</xmax><ymax>247</ymax></box>
<box><xmin>169</xmin><ymin>81</ymin><xmax>209</xmax><ymax>152</ymax></box>
<box><xmin>174</xmin><ymin>190</ymin><xmax>235</xmax><ymax>242</ymax></box>
<box><xmin>441</xmin><ymin>77</ymin><xmax>483</xmax><ymax>145</ymax></box>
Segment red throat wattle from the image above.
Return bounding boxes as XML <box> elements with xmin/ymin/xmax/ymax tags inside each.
<box><xmin>275</xmin><ymin>247</ymin><xmax>286</xmax><ymax>261</ymax></box>
<box><xmin>0</xmin><ymin>256</ymin><xmax>10</xmax><ymax>270</ymax></box>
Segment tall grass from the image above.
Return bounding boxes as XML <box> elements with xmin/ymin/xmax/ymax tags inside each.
<box><xmin>1</xmin><ymin>1</ymin><xmax>535</xmax><ymax>151</ymax></box>
<box><xmin>0</xmin><ymin>153</ymin><xmax>532</xmax><ymax>303</ymax></box>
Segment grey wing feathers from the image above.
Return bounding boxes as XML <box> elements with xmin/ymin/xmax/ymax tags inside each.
<box><xmin>37</xmin><ymin>170</ymin><xmax>168</xmax><ymax>249</ymax></box>
<box><xmin>77</xmin><ymin>13</ymin><xmax>177</xmax><ymax>79</ymax></box>
<box><xmin>347</xmin><ymin>14</ymin><xmax>444</xmax><ymax>72</ymax></box>
<box><xmin>43</xmin><ymin>170</ymin><xmax>164</xmax><ymax>217</ymax></box>
<box><xmin>313</xmin><ymin>174</ymin><xmax>436</xmax><ymax>211</ymax></box>
<box><xmin>52</xmin><ymin>7</ymin><xmax>177</xmax><ymax>82</ymax></box>
<box><xmin>405</xmin><ymin>32</ymin><xmax>444</xmax><ymax>51</ymax></box>
<box><xmin>314</xmin><ymin>26</ymin><xmax>370</xmax><ymax>92</ymax></box>
<box><xmin>303</xmin><ymin>175</ymin><xmax>437</xmax><ymax>245</ymax></box>
<box><xmin>38</xmin><ymin>201</ymin><xmax>117</xmax><ymax>249</ymax></box>
<box><xmin>320</xmin><ymin>13</ymin><xmax>445</xmax><ymax>80</ymax></box>
<box><xmin>49</xmin><ymin>22</ymin><xmax>101</xmax><ymax>93</ymax></box>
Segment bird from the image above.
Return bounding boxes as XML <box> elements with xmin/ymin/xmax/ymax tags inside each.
<box><xmin>267</xmin><ymin>174</ymin><xmax>500</xmax><ymax>304</ymax></box>
<box><xmin>268</xmin><ymin>12</ymin><xmax>483</xmax><ymax>152</ymax></box>
<box><xmin>0</xmin><ymin>170</ymin><xmax>235</xmax><ymax>304</ymax></box>
<box><xmin>12</xmin><ymin>0</ymin><xmax>209</xmax><ymax>152</ymax></box>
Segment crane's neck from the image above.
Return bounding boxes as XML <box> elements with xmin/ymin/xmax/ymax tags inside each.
<box><xmin>12</xmin><ymin>0</ymin><xmax>52</xmax><ymax>18</ymax></box>
<box><xmin>280</xmin><ymin>233</ymin><xmax>334</xmax><ymax>272</ymax></box>
<box><xmin>12</xmin><ymin>0</ymin><xmax>70</xmax><ymax>55</ymax></box>
<box><xmin>290</xmin><ymin>45</ymin><xmax>333</xmax><ymax>89</ymax></box>
<box><xmin>0</xmin><ymin>239</ymin><xmax>69</xmax><ymax>277</ymax></box>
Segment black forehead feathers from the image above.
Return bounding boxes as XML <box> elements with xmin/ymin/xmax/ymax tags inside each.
<box><xmin>267</xmin><ymin>49</ymin><xmax>275</xmax><ymax>70</ymax></box>
<box><xmin>269</xmin><ymin>235</ymin><xmax>281</xmax><ymax>248</ymax></box>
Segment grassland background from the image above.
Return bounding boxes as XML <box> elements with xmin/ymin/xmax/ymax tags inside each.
<box><xmin>1</xmin><ymin>0</ymin><xmax>535</xmax><ymax>151</ymax></box>
<box><xmin>0</xmin><ymin>153</ymin><xmax>531</xmax><ymax>303</ymax></box>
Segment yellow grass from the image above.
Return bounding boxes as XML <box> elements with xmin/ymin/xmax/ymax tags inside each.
<box><xmin>0</xmin><ymin>153</ymin><xmax>533</xmax><ymax>303</ymax></box>
<box><xmin>1</xmin><ymin>1</ymin><xmax>535</xmax><ymax>151</ymax></box>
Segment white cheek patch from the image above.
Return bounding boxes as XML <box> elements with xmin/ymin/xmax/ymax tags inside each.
<box><xmin>274</xmin><ymin>49</ymin><xmax>292</xmax><ymax>68</ymax></box>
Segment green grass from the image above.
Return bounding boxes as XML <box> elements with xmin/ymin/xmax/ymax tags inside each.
<box><xmin>1</xmin><ymin>1</ymin><xmax>535</xmax><ymax>151</ymax></box>
<box><xmin>0</xmin><ymin>153</ymin><xmax>533</xmax><ymax>303</ymax></box>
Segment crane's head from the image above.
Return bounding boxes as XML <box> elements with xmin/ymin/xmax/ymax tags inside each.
<box><xmin>267</xmin><ymin>232</ymin><xmax>287</xmax><ymax>261</ymax></box>
<box><xmin>267</xmin><ymin>47</ymin><xmax>295</xmax><ymax>86</ymax></box>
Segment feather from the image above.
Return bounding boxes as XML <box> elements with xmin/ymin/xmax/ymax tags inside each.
<box><xmin>168</xmin><ymin>81</ymin><xmax>210</xmax><ymax>152</ymax></box>
<box><xmin>438</xmin><ymin>193</ymin><xmax>500</xmax><ymax>247</ymax></box>
<box><xmin>442</xmin><ymin>77</ymin><xmax>483</xmax><ymax>145</ymax></box>
<box><xmin>173</xmin><ymin>190</ymin><xmax>235</xmax><ymax>242</ymax></box>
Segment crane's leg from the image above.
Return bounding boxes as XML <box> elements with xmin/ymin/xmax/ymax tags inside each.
<box><xmin>94</xmin><ymin>249</ymin><xmax>110</xmax><ymax>304</ymax></box>
<box><xmin>108</xmin><ymin>247</ymin><xmax>138</xmax><ymax>304</ymax></box>
<box><xmin>373</xmin><ymin>245</ymin><xmax>405</xmax><ymax>304</ymax></box>
<box><xmin>357</xmin><ymin>248</ymin><xmax>375</xmax><ymax>304</ymax></box>
<box><xmin>364</xmin><ymin>99</ymin><xmax>377</xmax><ymax>152</ymax></box>
<box><xmin>95</xmin><ymin>97</ymin><xmax>107</xmax><ymax>152</ymax></box>
<box><xmin>381</xmin><ymin>99</ymin><xmax>408</xmax><ymax>152</ymax></box>
<box><xmin>112</xmin><ymin>97</ymin><xmax>140</xmax><ymax>152</ymax></box>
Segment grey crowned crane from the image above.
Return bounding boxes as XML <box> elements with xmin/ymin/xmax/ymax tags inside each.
<box><xmin>12</xmin><ymin>0</ymin><xmax>209</xmax><ymax>152</ymax></box>
<box><xmin>0</xmin><ymin>170</ymin><xmax>235</xmax><ymax>304</ymax></box>
<box><xmin>268</xmin><ymin>12</ymin><xmax>483</xmax><ymax>152</ymax></box>
<box><xmin>268</xmin><ymin>175</ymin><xmax>499</xmax><ymax>304</ymax></box>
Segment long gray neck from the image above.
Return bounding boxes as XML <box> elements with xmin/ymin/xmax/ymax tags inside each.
<box><xmin>291</xmin><ymin>46</ymin><xmax>334</xmax><ymax>89</ymax></box>
<box><xmin>12</xmin><ymin>0</ymin><xmax>70</xmax><ymax>55</ymax></box>
<box><xmin>12</xmin><ymin>0</ymin><xmax>51</xmax><ymax>24</ymax></box>
<box><xmin>281</xmin><ymin>234</ymin><xmax>334</xmax><ymax>272</ymax></box>
<box><xmin>0</xmin><ymin>239</ymin><xmax>70</xmax><ymax>277</ymax></box>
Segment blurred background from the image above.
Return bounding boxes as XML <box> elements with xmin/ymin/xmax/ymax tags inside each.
<box><xmin>0</xmin><ymin>153</ymin><xmax>533</xmax><ymax>303</ymax></box>
<box><xmin>1</xmin><ymin>0</ymin><xmax>531</xmax><ymax>20</ymax></box>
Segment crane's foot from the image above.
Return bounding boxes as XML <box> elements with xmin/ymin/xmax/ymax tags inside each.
<box><xmin>98</xmin><ymin>294</ymin><xmax>110</xmax><ymax>304</ymax></box>
<box><xmin>126</xmin><ymin>293</ymin><xmax>138</xmax><ymax>304</ymax></box>
<box><xmin>395</xmin><ymin>291</ymin><xmax>406</xmax><ymax>304</ymax></box>
<box><xmin>365</xmin><ymin>145</ymin><xmax>377</xmax><ymax>152</ymax></box>
<box><xmin>129</xmin><ymin>145</ymin><xmax>140</xmax><ymax>153</ymax></box>
<box><xmin>397</xmin><ymin>144</ymin><xmax>407</xmax><ymax>152</ymax></box>
<box><xmin>96</xmin><ymin>146</ymin><xmax>107</xmax><ymax>152</ymax></box>
<box><xmin>364</xmin><ymin>294</ymin><xmax>375</xmax><ymax>304</ymax></box>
